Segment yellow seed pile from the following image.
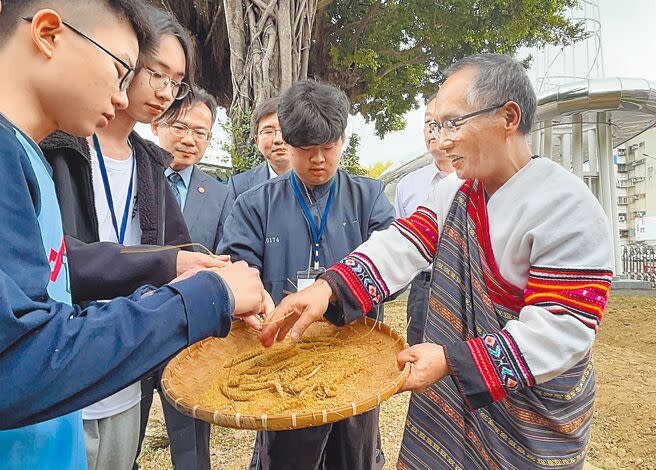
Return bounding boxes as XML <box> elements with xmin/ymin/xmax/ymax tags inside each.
<box><xmin>198</xmin><ymin>326</ymin><xmax>396</xmax><ymax>416</ymax></box>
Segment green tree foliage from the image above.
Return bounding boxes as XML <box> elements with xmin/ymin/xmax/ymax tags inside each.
<box><xmin>156</xmin><ymin>0</ymin><xmax>583</xmax><ymax>170</ymax></box>
<box><xmin>311</xmin><ymin>0</ymin><xmax>584</xmax><ymax>136</ymax></box>
<box><xmin>220</xmin><ymin>106</ymin><xmax>263</xmax><ymax>173</ymax></box>
<box><xmin>340</xmin><ymin>133</ymin><xmax>367</xmax><ymax>176</ymax></box>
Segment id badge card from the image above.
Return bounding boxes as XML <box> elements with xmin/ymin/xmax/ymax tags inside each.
<box><xmin>296</xmin><ymin>267</ymin><xmax>326</xmax><ymax>292</ymax></box>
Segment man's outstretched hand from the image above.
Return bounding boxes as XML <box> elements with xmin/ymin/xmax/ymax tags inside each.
<box><xmin>260</xmin><ymin>279</ymin><xmax>334</xmax><ymax>347</ymax></box>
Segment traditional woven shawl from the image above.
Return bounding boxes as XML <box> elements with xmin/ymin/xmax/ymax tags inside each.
<box><xmin>398</xmin><ymin>179</ymin><xmax>594</xmax><ymax>470</ymax></box>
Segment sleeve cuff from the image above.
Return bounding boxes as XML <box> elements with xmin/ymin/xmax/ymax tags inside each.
<box><xmin>167</xmin><ymin>271</ymin><xmax>233</xmax><ymax>344</ymax></box>
<box><xmin>162</xmin><ymin>247</ymin><xmax>180</xmax><ymax>281</ymax></box>
<box><xmin>223</xmin><ymin>279</ymin><xmax>236</xmax><ymax>314</ymax></box>
<box><xmin>320</xmin><ymin>269</ymin><xmax>366</xmax><ymax>325</ymax></box>
<box><xmin>445</xmin><ymin>338</ymin><xmax>506</xmax><ymax>410</ymax></box>
<box><xmin>445</xmin><ymin>332</ymin><xmax>535</xmax><ymax>410</ymax></box>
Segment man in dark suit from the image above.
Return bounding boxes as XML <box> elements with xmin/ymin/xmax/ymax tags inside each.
<box><xmin>150</xmin><ymin>86</ymin><xmax>231</xmax><ymax>469</ymax></box>
<box><xmin>154</xmin><ymin>87</ymin><xmax>231</xmax><ymax>253</ymax></box>
<box><xmin>228</xmin><ymin>96</ymin><xmax>291</xmax><ymax>199</ymax></box>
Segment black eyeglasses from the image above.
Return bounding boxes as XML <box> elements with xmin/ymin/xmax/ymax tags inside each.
<box><xmin>429</xmin><ymin>103</ymin><xmax>506</xmax><ymax>141</ymax></box>
<box><xmin>22</xmin><ymin>16</ymin><xmax>135</xmax><ymax>92</ymax></box>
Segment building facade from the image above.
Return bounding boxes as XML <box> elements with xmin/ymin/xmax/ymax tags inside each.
<box><xmin>616</xmin><ymin>127</ymin><xmax>656</xmax><ymax>245</ymax></box>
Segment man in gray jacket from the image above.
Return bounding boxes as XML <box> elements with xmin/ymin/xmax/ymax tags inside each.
<box><xmin>154</xmin><ymin>87</ymin><xmax>231</xmax><ymax>253</ymax></box>
<box><xmin>219</xmin><ymin>80</ymin><xmax>393</xmax><ymax>470</ymax></box>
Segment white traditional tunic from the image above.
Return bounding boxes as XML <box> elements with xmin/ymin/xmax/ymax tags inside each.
<box><xmin>320</xmin><ymin>157</ymin><xmax>613</xmax><ymax>469</ymax></box>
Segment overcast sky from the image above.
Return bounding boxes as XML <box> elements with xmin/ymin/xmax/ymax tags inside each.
<box><xmin>138</xmin><ymin>0</ymin><xmax>656</xmax><ymax>168</ymax></box>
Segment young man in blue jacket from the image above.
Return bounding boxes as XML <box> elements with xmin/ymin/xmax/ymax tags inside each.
<box><xmin>218</xmin><ymin>80</ymin><xmax>394</xmax><ymax>470</ymax></box>
<box><xmin>0</xmin><ymin>1</ymin><xmax>267</xmax><ymax>468</ymax></box>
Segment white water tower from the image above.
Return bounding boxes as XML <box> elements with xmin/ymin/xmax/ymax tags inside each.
<box><xmin>529</xmin><ymin>0</ymin><xmax>605</xmax><ymax>91</ymax></box>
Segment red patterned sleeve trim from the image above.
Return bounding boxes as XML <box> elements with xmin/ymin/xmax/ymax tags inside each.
<box><xmin>466</xmin><ymin>337</ymin><xmax>508</xmax><ymax>403</ymax></box>
<box><xmin>390</xmin><ymin>206</ymin><xmax>439</xmax><ymax>263</ymax></box>
<box><xmin>524</xmin><ymin>266</ymin><xmax>613</xmax><ymax>331</ymax></box>
<box><xmin>321</xmin><ymin>252</ymin><xmax>389</xmax><ymax>323</ymax></box>
<box><xmin>320</xmin><ymin>207</ymin><xmax>439</xmax><ymax>323</ymax></box>
<box><xmin>446</xmin><ymin>330</ymin><xmax>535</xmax><ymax>409</ymax></box>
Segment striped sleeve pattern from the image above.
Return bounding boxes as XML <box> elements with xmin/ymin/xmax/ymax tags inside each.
<box><xmin>321</xmin><ymin>206</ymin><xmax>439</xmax><ymax>324</ymax></box>
<box><xmin>446</xmin><ymin>266</ymin><xmax>613</xmax><ymax>410</ymax></box>
<box><xmin>447</xmin><ymin>331</ymin><xmax>536</xmax><ymax>410</ymax></box>
<box><xmin>325</xmin><ymin>252</ymin><xmax>389</xmax><ymax>316</ymax></box>
<box><xmin>390</xmin><ymin>206</ymin><xmax>439</xmax><ymax>263</ymax></box>
<box><xmin>524</xmin><ymin>266</ymin><xmax>613</xmax><ymax>331</ymax></box>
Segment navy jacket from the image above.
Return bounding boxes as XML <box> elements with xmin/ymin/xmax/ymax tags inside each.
<box><xmin>40</xmin><ymin>131</ymin><xmax>190</xmax><ymax>303</ymax></box>
<box><xmin>182</xmin><ymin>165</ymin><xmax>231</xmax><ymax>252</ymax></box>
<box><xmin>227</xmin><ymin>162</ymin><xmax>270</xmax><ymax>203</ymax></box>
<box><xmin>0</xmin><ymin>114</ymin><xmax>232</xmax><ymax>429</ymax></box>
<box><xmin>218</xmin><ymin>169</ymin><xmax>395</xmax><ymax>305</ymax></box>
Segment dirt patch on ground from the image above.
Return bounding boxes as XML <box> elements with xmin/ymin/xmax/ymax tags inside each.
<box><xmin>585</xmin><ymin>295</ymin><xmax>656</xmax><ymax>470</ymax></box>
<box><xmin>138</xmin><ymin>295</ymin><xmax>656</xmax><ymax>469</ymax></box>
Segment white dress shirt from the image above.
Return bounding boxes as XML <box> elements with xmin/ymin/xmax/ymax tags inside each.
<box><xmin>267</xmin><ymin>162</ymin><xmax>279</xmax><ymax>179</ymax></box>
<box><xmin>394</xmin><ymin>162</ymin><xmax>450</xmax><ymax>273</ymax></box>
<box><xmin>394</xmin><ymin>161</ymin><xmax>450</xmax><ymax>218</ymax></box>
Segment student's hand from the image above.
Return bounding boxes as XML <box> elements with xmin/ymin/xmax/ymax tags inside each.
<box><xmin>396</xmin><ymin>343</ymin><xmax>449</xmax><ymax>393</ymax></box>
<box><xmin>176</xmin><ymin>250</ymin><xmax>231</xmax><ymax>276</ymax></box>
<box><xmin>170</xmin><ymin>261</ymin><xmax>269</xmax><ymax>318</ymax></box>
<box><xmin>210</xmin><ymin>261</ymin><xmax>270</xmax><ymax>317</ymax></box>
<box><xmin>243</xmin><ymin>314</ymin><xmax>263</xmax><ymax>331</ymax></box>
<box><xmin>241</xmin><ymin>291</ymin><xmax>275</xmax><ymax>332</ymax></box>
<box><xmin>260</xmin><ymin>279</ymin><xmax>333</xmax><ymax>347</ymax></box>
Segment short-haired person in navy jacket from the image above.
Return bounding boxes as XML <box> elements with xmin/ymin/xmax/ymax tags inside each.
<box><xmin>0</xmin><ymin>2</ymin><xmax>269</xmax><ymax>469</ymax></box>
<box><xmin>219</xmin><ymin>80</ymin><xmax>394</xmax><ymax>470</ymax></box>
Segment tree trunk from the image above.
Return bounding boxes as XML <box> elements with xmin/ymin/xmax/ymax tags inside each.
<box><xmin>223</xmin><ymin>0</ymin><xmax>319</xmax><ymax>114</ymax></box>
<box><xmin>155</xmin><ymin>0</ymin><xmax>233</xmax><ymax>107</ymax></box>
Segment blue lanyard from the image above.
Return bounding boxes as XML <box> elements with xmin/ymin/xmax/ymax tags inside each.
<box><xmin>92</xmin><ymin>134</ymin><xmax>135</xmax><ymax>245</ymax></box>
<box><xmin>290</xmin><ymin>172</ymin><xmax>336</xmax><ymax>269</ymax></box>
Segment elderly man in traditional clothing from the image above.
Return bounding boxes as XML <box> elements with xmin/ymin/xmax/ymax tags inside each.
<box><xmin>261</xmin><ymin>53</ymin><xmax>613</xmax><ymax>470</ymax></box>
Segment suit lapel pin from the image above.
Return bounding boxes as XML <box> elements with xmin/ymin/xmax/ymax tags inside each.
<box><xmin>198</xmin><ymin>186</ymin><xmax>206</xmax><ymax>194</ymax></box>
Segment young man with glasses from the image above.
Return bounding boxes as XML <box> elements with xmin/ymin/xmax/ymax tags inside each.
<box><xmin>0</xmin><ymin>2</ymin><xmax>268</xmax><ymax>470</ymax></box>
<box><xmin>262</xmin><ymin>54</ymin><xmax>614</xmax><ymax>469</ymax></box>
<box><xmin>228</xmin><ymin>96</ymin><xmax>291</xmax><ymax>201</ymax></box>
<box><xmin>39</xmin><ymin>7</ymin><xmax>236</xmax><ymax>470</ymax></box>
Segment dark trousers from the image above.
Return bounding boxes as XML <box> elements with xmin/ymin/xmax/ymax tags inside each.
<box><xmin>133</xmin><ymin>367</ymin><xmax>210</xmax><ymax>470</ymax></box>
<box><xmin>249</xmin><ymin>408</ymin><xmax>384</xmax><ymax>470</ymax></box>
<box><xmin>406</xmin><ymin>271</ymin><xmax>432</xmax><ymax>346</ymax></box>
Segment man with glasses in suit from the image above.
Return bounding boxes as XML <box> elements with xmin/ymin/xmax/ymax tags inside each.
<box><xmin>155</xmin><ymin>86</ymin><xmax>232</xmax><ymax>253</ymax></box>
<box><xmin>228</xmin><ymin>96</ymin><xmax>291</xmax><ymax>201</ymax></box>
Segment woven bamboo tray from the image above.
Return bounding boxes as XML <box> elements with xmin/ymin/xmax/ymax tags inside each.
<box><xmin>161</xmin><ymin>317</ymin><xmax>409</xmax><ymax>431</ymax></box>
